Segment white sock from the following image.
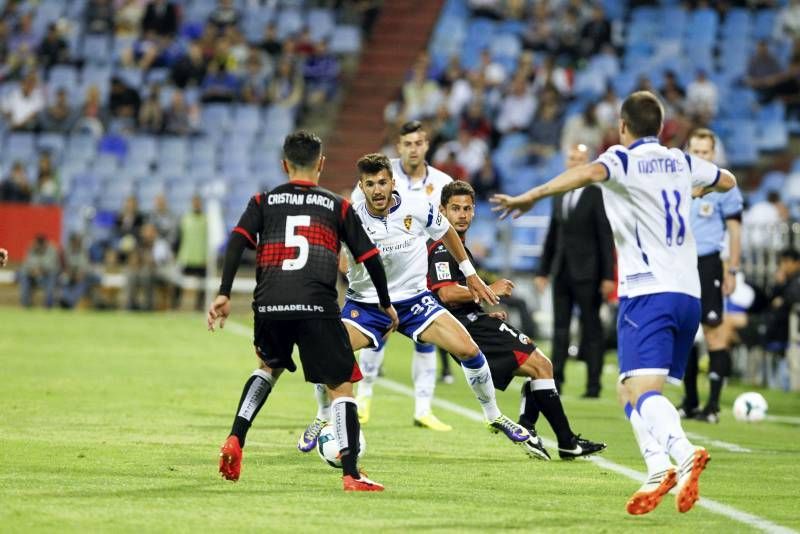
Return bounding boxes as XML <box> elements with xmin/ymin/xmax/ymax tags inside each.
<box><xmin>331</xmin><ymin>396</ymin><xmax>354</xmax><ymax>451</ymax></box>
<box><xmin>625</xmin><ymin>402</ymin><xmax>672</xmax><ymax>475</ymax></box>
<box><xmin>314</xmin><ymin>383</ymin><xmax>331</xmax><ymax>421</ymax></box>
<box><xmin>637</xmin><ymin>391</ymin><xmax>696</xmax><ymax>466</ymax></box>
<box><xmin>460</xmin><ymin>352</ymin><xmax>501</xmax><ymax>420</ymax></box>
<box><xmin>412</xmin><ymin>343</ymin><xmax>437</xmax><ymax>418</ymax></box>
<box><xmin>356</xmin><ymin>346</ymin><xmax>384</xmax><ymax>398</ymax></box>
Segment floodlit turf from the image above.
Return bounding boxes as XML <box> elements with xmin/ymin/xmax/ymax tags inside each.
<box><xmin>1</xmin><ymin>308</ymin><xmax>799</xmax><ymax>533</ymax></box>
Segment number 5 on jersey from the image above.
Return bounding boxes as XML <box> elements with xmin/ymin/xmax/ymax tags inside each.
<box><xmin>283</xmin><ymin>215</ymin><xmax>310</xmax><ymax>271</ymax></box>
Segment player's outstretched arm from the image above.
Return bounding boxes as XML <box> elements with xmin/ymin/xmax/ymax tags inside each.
<box><xmin>440</xmin><ymin>225</ymin><xmax>498</xmax><ymax>305</ymax></box>
<box><xmin>208</xmin><ymin>232</ymin><xmax>249</xmax><ymax>331</ymax></box>
<box><xmin>491</xmin><ymin>162</ymin><xmax>608</xmax><ymax>219</ymax></box>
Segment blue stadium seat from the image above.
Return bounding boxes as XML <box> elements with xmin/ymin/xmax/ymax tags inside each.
<box><xmin>242</xmin><ymin>5</ymin><xmax>276</xmax><ymax>42</ymax></box>
<box><xmin>81</xmin><ymin>34</ymin><xmax>112</xmax><ymax>65</ymax></box>
<box><xmin>276</xmin><ymin>8</ymin><xmax>304</xmax><ymax>40</ymax></box>
<box><xmin>308</xmin><ymin>8</ymin><xmax>336</xmax><ymax>43</ymax></box>
<box><xmin>233</xmin><ymin>105</ymin><xmax>262</xmax><ymax>133</ymax></box>
<box><xmin>128</xmin><ymin>135</ymin><xmax>158</xmax><ymax>165</ymax></box>
<box><xmin>159</xmin><ymin>136</ymin><xmax>189</xmax><ymax>162</ymax></box>
<box><xmin>761</xmin><ymin>170</ymin><xmax>787</xmax><ymax>191</ymax></box>
<box><xmin>329</xmin><ymin>25</ymin><xmax>362</xmax><ymax>55</ymax></box>
<box><xmin>202</xmin><ymin>104</ymin><xmax>233</xmax><ymax>133</ymax></box>
<box><xmin>92</xmin><ymin>153</ymin><xmax>120</xmax><ymax>176</ymax></box>
<box><xmin>717</xmin><ymin>120</ymin><xmax>758</xmax><ymax>167</ymax></box>
<box><xmin>48</xmin><ymin>65</ymin><xmax>79</xmax><ymax>91</ymax></box>
<box><xmin>753</xmin><ymin>10</ymin><xmax>776</xmax><ymax>40</ymax></box>
<box><xmin>756</xmin><ymin>120</ymin><xmax>788</xmax><ymax>152</ymax></box>
<box><xmin>5</xmin><ymin>132</ymin><xmax>36</xmax><ymax>161</ymax></box>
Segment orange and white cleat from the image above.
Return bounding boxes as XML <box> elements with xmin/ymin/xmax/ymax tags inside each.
<box><xmin>342</xmin><ymin>473</ymin><xmax>384</xmax><ymax>492</ymax></box>
<box><xmin>219</xmin><ymin>435</ymin><xmax>242</xmax><ymax>482</ymax></box>
<box><xmin>626</xmin><ymin>467</ymin><xmax>677</xmax><ymax>515</ymax></box>
<box><xmin>675</xmin><ymin>447</ymin><xmax>711</xmax><ymax>513</ymax></box>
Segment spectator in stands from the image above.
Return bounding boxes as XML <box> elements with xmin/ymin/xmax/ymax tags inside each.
<box><xmin>201</xmin><ymin>61</ymin><xmax>239</xmax><ymax>103</ymax></box>
<box><xmin>59</xmin><ymin>233</ymin><xmax>100</xmax><ymax>309</ymax></box>
<box><xmin>471</xmin><ymin>158</ymin><xmax>501</xmax><ymax>200</ymax></box>
<box><xmin>555</xmin><ymin>7</ymin><xmax>581</xmax><ymax>61</ymax></box>
<box><xmin>579</xmin><ymin>5</ymin><xmax>611</xmax><ymax>57</ymax></box>
<box><xmin>11</xmin><ymin>11</ymin><xmax>37</xmax><ymax>53</ymax></box>
<box><xmin>762</xmin><ymin>248</ymin><xmax>800</xmax><ymax>356</ymax></box>
<box><xmin>526</xmin><ymin>89</ymin><xmax>564</xmax><ymax>162</ymax></box>
<box><xmin>447</xmin><ymin>70</ymin><xmax>476</xmax><ymax>117</ymax></box>
<box><xmin>461</xmin><ymin>100</ymin><xmax>493</xmax><ymax>140</ymax></box>
<box><xmin>429</xmin><ymin>104</ymin><xmax>459</xmax><ymax>151</ymax></box>
<box><xmin>149</xmin><ymin>194</ymin><xmax>178</xmax><ymax>247</ymax></box>
<box><xmin>138</xmin><ymin>84</ymin><xmax>164</xmax><ymax>134</ymax></box>
<box><xmin>85</xmin><ymin>0</ymin><xmax>115</xmax><ymax>34</ymax></box>
<box><xmin>125</xmin><ymin>222</ymin><xmax>173</xmax><ymax>311</ymax></box>
<box><xmin>39</xmin><ymin>87</ymin><xmax>75</xmax><ymax>133</ymax></box>
<box><xmin>744</xmin><ymin>190</ymin><xmax>790</xmax><ymax>252</ymax></box>
<box><xmin>436</xmin><ymin>148</ymin><xmax>468</xmax><ymax>181</ymax></box>
<box><xmin>775</xmin><ymin>0</ymin><xmax>800</xmax><ymax>40</ymax></box>
<box><xmin>177</xmin><ymin>195</ymin><xmax>208</xmax><ymax>311</ymax></box>
<box><xmin>163</xmin><ymin>89</ymin><xmax>199</xmax><ymax>136</ymax></box>
<box><xmin>171</xmin><ymin>41</ymin><xmax>207</xmax><ymax>88</ymax></box>
<box><xmin>19</xmin><ymin>234</ymin><xmax>59</xmax><ymax>308</ymax></box>
<box><xmin>240</xmin><ymin>46</ymin><xmax>271</xmax><ymax>105</ymax></box>
<box><xmin>495</xmin><ymin>75</ymin><xmax>537</xmax><ymax>135</ymax></box>
<box><xmin>34</xmin><ymin>152</ymin><xmax>59</xmax><ymax>204</ymax></box>
<box><xmin>403</xmin><ymin>63</ymin><xmax>443</xmax><ymax>120</ymax></box>
<box><xmin>474</xmin><ymin>48</ymin><xmax>506</xmax><ymax>87</ymax></box>
<box><xmin>208</xmin><ymin>0</ymin><xmax>240</xmax><ymax>33</ymax></box>
<box><xmin>73</xmin><ymin>84</ymin><xmax>107</xmax><ymax>137</ymax></box>
<box><xmin>468</xmin><ymin>0</ymin><xmax>504</xmax><ymax>20</ymax></box>
<box><xmin>1</xmin><ymin>161</ymin><xmax>32</xmax><ymax>202</ymax></box>
<box><xmin>259</xmin><ymin>23</ymin><xmax>283</xmax><ymax>58</ymax></box>
<box><xmin>595</xmin><ymin>85</ymin><xmax>621</xmax><ymax>131</ymax></box>
<box><xmin>560</xmin><ymin>101</ymin><xmax>602</xmax><ymax>155</ymax></box>
<box><xmin>115</xmin><ymin>195</ymin><xmax>145</xmax><ymax>261</ymax></box>
<box><xmin>1</xmin><ymin>70</ymin><xmax>44</xmax><ymax>131</ymax></box>
<box><xmin>295</xmin><ymin>28</ymin><xmax>317</xmax><ymax>57</ymax></box>
<box><xmin>267</xmin><ymin>57</ymin><xmax>304</xmax><ymax>109</ymax></box>
<box><xmin>109</xmin><ymin>76</ymin><xmax>142</xmax><ymax>122</ymax></box>
<box><xmin>142</xmin><ymin>0</ymin><xmax>179</xmax><ymax>38</ymax></box>
<box><xmin>37</xmin><ymin>23</ymin><xmax>69</xmax><ymax>71</ymax></box>
<box><xmin>433</xmin><ymin>128</ymin><xmax>488</xmax><ymax>176</ymax></box>
<box><xmin>748</xmin><ymin>40</ymin><xmax>800</xmax><ymax>119</ymax></box>
<box><xmin>532</xmin><ymin>55</ymin><xmax>571</xmax><ymax>97</ymax></box>
<box><xmin>660</xmin><ymin>70</ymin><xmax>685</xmax><ymax>98</ymax></box>
<box><xmin>686</xmin><ymin>69</ymin><xmax>719</xmax><ymax>122</ymax></box>
<box><xmin>523</xmin><ymin>2</ymin><xmax>557</xmax><ymax>53</ymax></box>
<box><xmin>304</xmin><ymin>40</ymin><xmax>340</xmax><ymax>108</ymax></box>
<box><xmin>115</xmin><ymin>0</ymin><xmax>146</xmax><ymax>37</ymax></box>
<box><xmin>745</xmin><ymin>41</ymin><xmax>785</xmax><ymax>103</ymax></box>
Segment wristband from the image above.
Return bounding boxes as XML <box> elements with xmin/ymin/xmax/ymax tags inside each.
<box><xmin>459</xmin><ymin>259</ymin><xmax>476</xmax><ymax>277</ymax></box>
<box><xmin>728</xmin><ymin>267</ymin><xmax>739</xmax><ymax>275</ymax></box>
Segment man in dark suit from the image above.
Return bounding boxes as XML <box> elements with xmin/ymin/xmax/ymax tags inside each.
<box><xmin>535</xmin><ymin>144</ymin><xmax>615</xmax><ymax>398</ymax></box>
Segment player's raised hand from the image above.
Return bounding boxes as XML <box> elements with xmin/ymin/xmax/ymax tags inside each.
<box><xmin>490</xmin><ymin>278</ymin><xmax>515</xmax><ymax>297</ymax></box>
<box><xmin>490</xmin><ymin>193</ymin><xmax>534</xmax><ymax>220</ymax></box>
<box><xmin>382</xmin><ymin>304</ymin><xmax>399</xmax><ymax>335</ymax></box>
<box><xmin>466</xmin><ymin>274</ymin><xmax>499</xmax><ymax>305</ymax></box>
<box><xmin>207</xmin><ymin>295</ymin><xmax>231</xmax><ymax>331</ymax></box>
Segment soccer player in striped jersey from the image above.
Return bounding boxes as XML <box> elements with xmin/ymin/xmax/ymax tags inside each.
<box><xmin>492</xmin><ymin>91</ymin><xmax>737</xmax><ymax>514</ymax></box>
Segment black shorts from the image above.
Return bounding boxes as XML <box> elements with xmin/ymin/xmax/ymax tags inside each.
<box><xmin>253</xmin><ymin>315</ymin><xmax>361</xmax><ymax>385</ymax></box>
<box><xmin>456</xmin><ymin>314</ymin><xmax>537</xmax><ymax>391</ymax></box>
<box><xmin>698</xmin><ymin>253</ymin><xmax>724</xmax><ymax>326</ymax></box>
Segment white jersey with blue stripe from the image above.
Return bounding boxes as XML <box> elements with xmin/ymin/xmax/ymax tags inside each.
<box><xmin>351</xmin><ymin>159</ymin><xmax>453</xmax><ymax>207</ymax></box>
<box><xmin>344</xmin><ymin>191</ymin><xmax>450</xmax><ymax>303</ymax></box>
<box><xmin>595</xmin><ymin>137</ymin><xmax>721</xmax><ymax>299</ymax></box>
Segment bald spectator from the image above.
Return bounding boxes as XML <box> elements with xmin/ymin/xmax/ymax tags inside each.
<box><xmin>19</xmin><ymin>235</ymin><xmax>60</xmax><ymax>308</ymax></box>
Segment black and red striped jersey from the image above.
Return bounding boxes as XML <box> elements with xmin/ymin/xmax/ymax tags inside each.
<box><xmin>233</xmin><ymin>180</ymin><xmax>378</xmax><ymax>318</ymax></box>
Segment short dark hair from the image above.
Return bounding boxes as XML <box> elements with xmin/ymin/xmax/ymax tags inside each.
<box><xmin>779</xmin><ymin>248</ymin><xmax>800</xmax><ymax>262</ymax></box>
<box><xmin>688</xmin><ymin>127</ymin><xmax>716</xmax><ymax>149</ymax></box>
<box><xmin>283</xmin><ymin>131</ymin><xmax>322</xmax><ymax>168</ymax></box>
<box><xmin>767</xmin><ymin>190</ymin><xmax>781</xmax><ymax>203</ymax></box>
<box><xmin>441</xmin><ymin>180</ymin><xmax>475</xmax><ymax>207</ymax></box>
<box><xmin>357</xmin><ymin>153</ymin><xmax>393</xmax><ymax>178</ymax></box>
<box><xmin>400</xmin><ymin>120</ymin><xmax>424</xmax><ymax>137</ymax></box>
<box><xmin>620</xmin><ymin>91</ymin><xmax>664</xmax><ymax>138</ymax></box>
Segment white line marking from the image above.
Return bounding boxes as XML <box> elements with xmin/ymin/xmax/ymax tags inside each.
<box><xmin>766</xmin><ymin>415</ymin><xmax>800</xmax><ymax>425</ymax></box>
<box><xmin>226</xmin><ymin>321</ymin><xmax>795</xmax><ymax>533</ymax></box>
<box><xmin>377</xmin><ymin>377</ymin><xmax>797</xmax><ymax>534</ymax></box>
<box><xmin>685</xmin><ymin>432</ymin><xmax>753</xmax><ymax>453</ymax></box>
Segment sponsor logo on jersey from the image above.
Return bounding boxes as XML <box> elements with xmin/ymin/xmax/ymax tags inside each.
<box><xmin>426</xmin><ymin>183</ymin><xmax>434</xmax><ymax>196</ymax></box>
<box><xmin>404</xmin><ymin>215</ymin><xmax>412</xmax><ymax>231</ymax></box>
<box><xmin>351</xmin><ymin>309</ymin><xmax>360</xmax><ymax>318</ymax></box>
<box><xmin>699</xmin><ymin>201</ymin><xmax>714</xmax><ymax>217</ymax></box>
<box><xmin>435</xmin><ymin>261</ymin><xmax>451</xmax><ymax>280</ymax></box>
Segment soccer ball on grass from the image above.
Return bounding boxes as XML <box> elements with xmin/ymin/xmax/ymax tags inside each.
<box><xmin>316</xmin><ymin>423</ymin><xmax>366</xmax><ymax>468</ymax></box>
<box><xmin>732</xmin><ymin>392</ymin><xmax>768</xmax><ymax>422</ymax></box>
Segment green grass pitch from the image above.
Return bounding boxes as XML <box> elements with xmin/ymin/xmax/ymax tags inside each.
<box><xmin>1</xmin><ymin>308</ymin><xmax>798</xmax><ymax>533</ymax></box>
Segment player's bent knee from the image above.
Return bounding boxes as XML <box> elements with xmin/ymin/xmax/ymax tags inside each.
<box><xmin>525</xmin><ymin>350</ymin><xmax>553</xmax><ymax>378</ymax></box>
<box><xmin>450</xmin><ymin>340</ymin><xmax>480</xmax><ymax>360</ymax></box>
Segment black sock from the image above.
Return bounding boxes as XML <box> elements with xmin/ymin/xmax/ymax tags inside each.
<box><xmin>230</xmin><ymin>370</ymin><xmax>274</xmax><ymax>447</ymax></box>
<box><xmin>683</xmin><ymin>345</ymin><xmax>700</xmax><ymax>410</ymax></box>
<box><xmin>333</xmin><ymin>397</ymin><xmax>361</xmax><ymax>478</ymax></box>
<box><xmin>518</xmin><ymin>379</ymin><xmax>540</xmax><ymax>429</ymax></box>
<box><xmin>706</xmin><ymin>349</ymin><xmax>730</xmax><ymax>412</ymax></box>
<box><xmin>532</xmin><ymin>381</ymin><xmax>574</xmax><ymax>448</ymax></box>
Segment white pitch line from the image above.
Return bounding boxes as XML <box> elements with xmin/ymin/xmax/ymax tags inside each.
<box><xmin>685</xmin><ymin>432</ymin><xmax>753</xmax><ymax>453</ymax></box>
<box><xmin>766</xmin><ymin>414</ymin><xmax>800</xmax><ymax>425</ymax></box>
<box><xmin>376</xmin><ymin>377</ymin><xmax>796</xmax><ymax>534</ymax></box>
<box><xmin>224</xmin><ymin>321</ymin><xmax>795</xmax><ymax>533</ymax></box>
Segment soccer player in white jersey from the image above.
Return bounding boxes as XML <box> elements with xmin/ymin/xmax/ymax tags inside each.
<box><xmin>300</xmin><ymin>153</ymin><xmax>534</xmax><ymax>452</ymax></box>
<box><xmin>351</xmin><ymin>121</ymin><xmax>455</xmax><ymax>431</ymax></box>
<box><xmin>491</xmin><ymin>91</ymin><xmax>737</xmax><ymax>515</ymax></box>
